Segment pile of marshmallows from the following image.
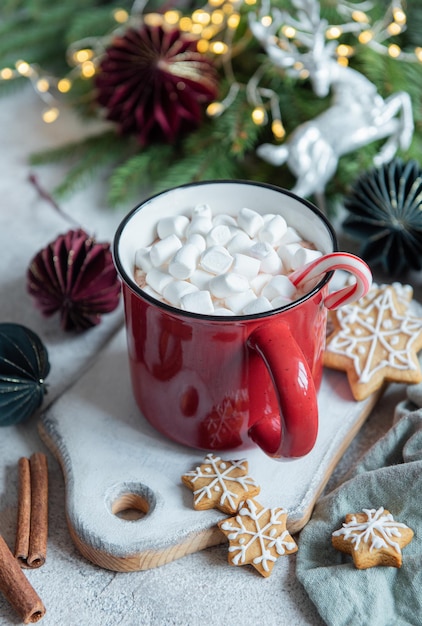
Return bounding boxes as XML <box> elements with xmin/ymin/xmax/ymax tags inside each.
<box><xmin>134</xmin><ymin>204</ymin><xmax>323</xmax><ymax>316</ymax></box>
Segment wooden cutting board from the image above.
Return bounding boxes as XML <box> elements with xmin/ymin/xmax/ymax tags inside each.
<box><xmin>39</xmin><ymin>326</ymin><xmax>381</xmax><ymax>572</ymax></box>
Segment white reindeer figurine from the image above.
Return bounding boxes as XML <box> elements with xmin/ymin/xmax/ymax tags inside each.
<box><xmin>249</xmin><ymin>1</ymin><xmax>414</xmax><ymax>204</ymax></box>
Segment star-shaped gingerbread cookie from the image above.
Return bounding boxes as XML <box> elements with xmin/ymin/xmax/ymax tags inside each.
<box><xmin>332</xmin><ymin>507</ymin><xmax>414</xmax><ymax>569</ymax></box>
<box><xmin>324</xmin><ymin>284</ymin><xmax>422</xmax><ymax>400</ymax></box>
<box><xmin>217</xmin><ymin>498</ymin><xmax>298</xmax><ymax>577</ymax></box>
<box><xmin>181</xmin><ymin>453</ymin><xmax>260</xmax><ymax>514</ymax></box>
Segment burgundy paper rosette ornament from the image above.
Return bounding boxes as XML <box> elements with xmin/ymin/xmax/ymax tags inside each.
<box><xmin>95</xmin><ymin>22</ymin><xmax>219</xmax><ymax>145</ymax></box>
<box><xmin>27</xmin><ymin>229</ymin><xmax>121</xmax><ymax>332</ymax></box>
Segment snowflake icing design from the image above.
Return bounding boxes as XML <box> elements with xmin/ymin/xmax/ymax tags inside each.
<box><xmin>182</xmin><ymin>454</ymin><xmax>260</xmax><ymax>514</ymax></box>
<box><xmin>218</xmin><ymin>499</ymin><xmax>297</xmax><ymax>577</ymax></box>
<box><xmin>333</xmin><ymin>507</ymin><xmax>409</xmax><ymax>553</ymax></box>
<box><xmin>328</xmin><ymin>286</ymin><xmax>422</xmax><ymax>384</ymax></box>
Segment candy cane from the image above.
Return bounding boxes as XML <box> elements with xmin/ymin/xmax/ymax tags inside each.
<box><xmin>289</xmin><ymin>252</ymin><xmax>373</xmax><ymax>310</ymax></box>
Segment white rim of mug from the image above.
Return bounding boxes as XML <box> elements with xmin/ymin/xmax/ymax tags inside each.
<box><xmin>112</xmin><ymin>180</ymin><xmax>338</xmax><ymax>322</ymax></box>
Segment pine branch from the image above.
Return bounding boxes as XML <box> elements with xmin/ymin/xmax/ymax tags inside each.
<box><xmin>107</xmin><ymin>144</ymin><xmax>174</xmax><ymax>207</ymax></box>
<box><xmin>65</xmin><ymin>4</ymin><xmax>129</xmax><ymax>44</ymax></box>
<box><xmin>30</xmin><ymin>131</ymin><xmax>130</xmax><ymax>199</ymax></box>
<box><xmin>29</xmin><ymin>130</ymin><xmax>121</xmax><ymax>165</ymax></box>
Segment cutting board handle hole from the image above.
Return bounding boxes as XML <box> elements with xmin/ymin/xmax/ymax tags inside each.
<box><xmin>111</xmin><ymin>493</ymin><xmax>150</xmax><ymax>521</ymax></box>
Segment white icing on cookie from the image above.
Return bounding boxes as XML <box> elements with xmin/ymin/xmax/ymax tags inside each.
<box><xmin>184</xmin><ymin>453</ymin><xmax>258</xmax><ymax>511</ymax></box>
<box><xmin>221</xmin><ymin>499</ymin><xmax>296</xmax><ymax>572</ymax></box>
<box><xmin>328</xmin><ymin>287</ymin><xmax>421</xmax><ymax>384</ymax></box>
<box><xmin>332</xmin><ymin>507</ymin><xmax>409</xmax><ymax>554</ymax></box>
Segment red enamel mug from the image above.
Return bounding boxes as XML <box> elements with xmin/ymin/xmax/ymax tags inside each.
<box><xmin>113</xmin><ymin>181</ymin><xmax>370</xmax><ymax>459</ymax></box>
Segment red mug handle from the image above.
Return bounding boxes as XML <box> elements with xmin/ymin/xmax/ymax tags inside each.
<box><xmin>247</xmin><ymin>321</ymin><xmax>318</xmax><ymax>459</ymax></box>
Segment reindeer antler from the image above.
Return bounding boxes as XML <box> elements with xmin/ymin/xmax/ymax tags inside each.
<box><xmin>248</xmin><ymin>0</ymin><xmax>334</xmax><ymax>74</ymax></box>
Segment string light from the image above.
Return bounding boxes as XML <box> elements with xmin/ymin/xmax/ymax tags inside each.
<box><xmin>57</xmin><ymin>78</ymin><xmax>72</xmax><ymax>93</ymax></box>
<box><xmin>210</xmin><ymin>41</ymin><xmax>228</xmax><ymax>54</ymax></box>
<box><xmin>351</xmin><ymin>10</ymin><xmax>369</xmax><ymax>23</ymax></box>
<box><xmin>42</xmin><ymin>107</ymin><xmax>59</xmax><ymax>124</ymax></box>
<box><xmin>80</xmin><ymin>61</ymin><xmax>96</xmax><ymax>78</ymax></box>
<box><xmin>358</xmin><ymin>30</ymin><xmax>374</xmax><ymax>44</ymax></box>
<box><xmin>207</xmin><ymin>101</ymin><xmax>225</xmax><ymax>116</ymax></box>
<box><xmin>227</xmin><ymin>14</ymin><xmax>240</xmax><ymax>29</ymax></box>
<box><xmin>113</xmin><ymin>8</ymin><xmax>129</xmax><ymax>23</ymax></box>
<box><xmin>392</xmin><ymin>7</ymin><xmax>406</xmax><ymax>25</ymax></box>
<box><xmin>388</xmin><ymin>44</ymin><xmax>401</xmax><ymax>58</ymax></box>
<box><xmin>271</xmin><ymin>119</ymin><xmax>285</xmax><ymax>139</ymax></box>
<box><xmin>336</xmin><ymin>44</ymin><xmax>354</xmax><ymax>57</ymax></box>
<box><xmin>1</xmin><ymin>0</ymin><xmax>420</xmax><ymax>133</ymax></box>
<box><xmin>36</xmin><ymin>79</ymin><xmax>50</xmax><ymax>94</ymax></box>
<box><xmin>281</xmin><ymin>25</ymin><xmax>296</xmax><ymax>39</ymax></box>
<box><xmin>387</xmin><ymin>22</ymin><xmax>402</xmax><ymax>36</ymax></box>
<box><xmin>326</xmin><ymin>26</ymin><xmax>342</xmax><ymax>39</ymax></box>
<box><xmin>164</xmin><ymin>10</ymin><xmax>181</xmax><ymax>25</ymax></box>
<box><xmin>251</xmin><ymin>106</ymin><xmax>266</xmax><ymax>125</ymax></box>
<box><xmin>15</xmin><ymin>60</ymin><xmax>33</xmax><ymax>77</ymax></box>
<box><xmin>0</xmin><ymin>68</ymin><xmax>14</xmax><ymax>80</ymax></box>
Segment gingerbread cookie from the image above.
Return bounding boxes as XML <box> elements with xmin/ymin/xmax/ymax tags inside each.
<box><xmin>218</xmin><ymin>498</ymin><xmax>298</xmax><ymax>577</ymax></box>
<box><xmin>332</xmin><ymin>507</ymin><xmax>414</xmax><ymax>569</ymax></box>
<box><xmin>181</xmin><ymin>453</ymin><xmax>260</xmax><ymax>514</ymax></box>
<box><xmin>324</xmin><ymin>283</ymin><xmax>422</xmax><ymax>400</ymax></box>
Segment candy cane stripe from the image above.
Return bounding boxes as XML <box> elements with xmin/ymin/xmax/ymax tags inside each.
<box><xmin>289</xmin><ymin>252</ymin><xmax>372</xmax><ymax>310</ymax></box>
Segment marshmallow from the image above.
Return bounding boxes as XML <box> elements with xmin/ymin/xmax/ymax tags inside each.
<box><xmin>225</xmin><ymin>289</ymin><xmax>257</xmax><ymax>314</ymax></box>
<box><xmin>271</xmin><ymin>295</ymin><xmax>293</xmax><ymax>309</ymax></box>
<box><xmin>186</xmin><ymin>233</ymin><xmax>206</xmax><ymax>253</ymax></box>
<box><xmin>212</xmin><ymin>214</ymin><xmax>237</xmax><ymax>228</ymax></box>
<box><xmin>258</xmin><ymin>215</ymin><xmax>287</xmax><ymax>245</ymax></box>
<box><xmin>181</xmin><ymin>290</ymin><xmax>214</xmax><ymax>314</ymax></box>
<box><xmin>232</xmin><ymin>253</ymin><xmax>261</xmax><ymax>279</ymax></box>
<box><xmin>250</xmin><ymin>273</ymin><xmax>272</xmax><ymax>295</ymax></box>
<box><xmin>206</xmin><ymin>224</ymin><xmax>232</xmax><ymax>247</ymax></box>
<box><xmin>150</xmin><ymin>234</ymin><xmax>182</xmax><ymax>267</ymax></box>
<box><xmin>146</xmin><ymin>268</ymin><xmax>174</xmax><ymax>294</ymax></box>
<box><xmin>226</xmin><ymin>231</ymin><xmax>253</xmax><ymax>255</ymax></box>
<box><xmin>142</xmin><ymin>285</ymin><xmax>165</xmax><ymax>303</ymax></box>
<box><xmin>133</xmin><ymin>202</ymin><xmax>326</xmax><ymax>317</ymax></box>
<box><xmin>278</xmin><ymin>243</ymin><xmax>322</xmax><ymax>271</ymax></box>
<box><xmin>209</xmin><ymin>273</ymin><xmax>250</xmax><ymax>299</ymax></box>
<box><xmin>237</xmin><ymin>207</ymin><xmax>264</xmax><ymax>238</ymax></box>
<box><xmin>249</xmin><ymin>242</ymin><xmax>283</xmax><ymax>274</ymax></box>
<box><xmin>243</xmin><ymin>296</ymin><xmax>273</xmax><ymax>315</ymax></box>
<box><xmin>186</xmin><ymin>215</ymin><xmax>213</xmax><ymax>237</ymax></box>
<box><xmin>279</xmin><ymin>226</ymin><xmax>302</xmax><ymax>245</ymax></box>
<box><xmin>262</xmin><ymin>275</ymin><xmax>297</xmax><ymax>300</ymax></box>
<box><xmin>192</xmin><ymin>203</ymin><xmax>212</xmax><ymax>219</ymax></box>
<box><xmin>157</xmin><ymin>215</ymin><xmax>189</xmax><ymax>239</ymax></box>
<box><xmin>163</xmin><ymin>280</ymin><xmax>198</xmax><ymax>306</ymax></box>
<box><xmin>168</xmin><ymin>243</ymin><xmax>200</xmax><ymax>279</ymax></box>
<box><xmin>189</xmin><ymin>269</ymin><xmax>212</xmax><ymax>290</ymax></box>
<box><xmin>291</xmin><ymin>247</ymin><xmax>323</xmax><ymax>270</ymax></box>
<box><xmin>213</xmin><ymin>307</ymin><xmax>235</xmax><ymax>316</ymax></box>
<box><xmin>200</xmin><ymin>246</ymin><xmax>233</xmax><ymax>275</ymax></box>
<box><xmin>134</xmin><ymin>247</ymin><xmax>153</xmax><ymax>273</ymax></box>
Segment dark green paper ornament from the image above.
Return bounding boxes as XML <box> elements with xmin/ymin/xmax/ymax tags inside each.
<box><xmin>0</xmin><ymin>323</ymin><xmax>50</xmax><ymax>426</ymax></box>
<box><xmin>343</xmin><ymin>159</ymin><xmax>422</xmax><ymax>276</ymax></box>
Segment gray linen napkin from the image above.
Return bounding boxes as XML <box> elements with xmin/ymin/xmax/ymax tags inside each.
<box><xmin>296</xmin><ymin>382</ymin><xmax>422</xmax><ymax>626</ymax></box>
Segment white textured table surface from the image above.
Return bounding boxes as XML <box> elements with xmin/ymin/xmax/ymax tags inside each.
<box><xmin>0</xmin><ymin>87</ymin><xmax>420</xmax><ymax>626</ymax></box>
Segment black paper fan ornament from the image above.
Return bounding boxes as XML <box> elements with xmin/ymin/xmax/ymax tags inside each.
<box><xmin>343</xmin><ymin>158</ymin><xmax>422</xmax><ymax>275</ymax></box>
<box><xmin>0</xmin><ymin>323</ymin><xmax>50</xmax><ymax>426</ymax></box>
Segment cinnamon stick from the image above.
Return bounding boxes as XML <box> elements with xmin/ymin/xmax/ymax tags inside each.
<box><xmin>0</xmin><ymin>534</ymin><xmax>46</xmax><ymax>623</ymax></box>
<box><xmin>15</xmin><ymin>453</ymin><xmax>48</xmax><ymax>568</ymax></box>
